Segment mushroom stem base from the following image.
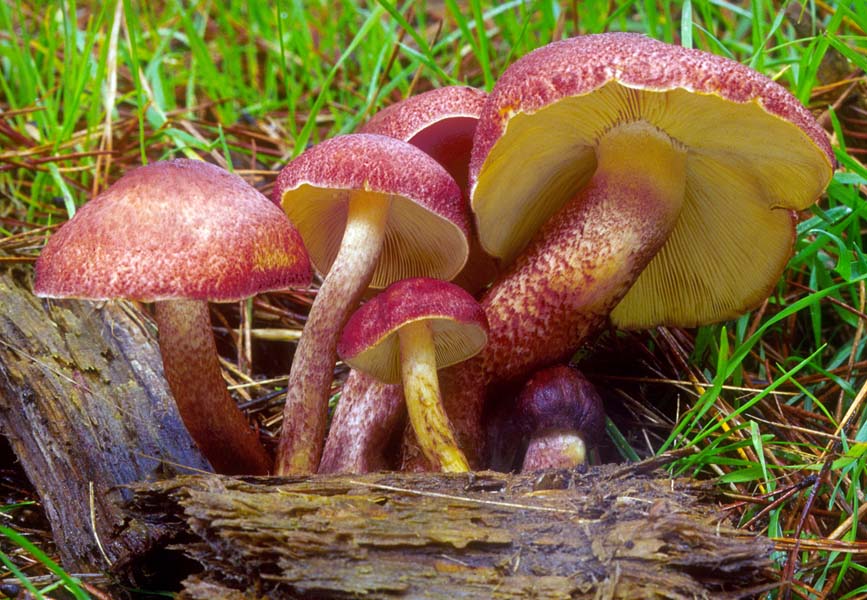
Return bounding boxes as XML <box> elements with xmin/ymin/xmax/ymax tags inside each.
<box><xmin>155</xmin><ymin>299</ymin><xmax>271</xmax><ymax>475</ymax></box>
<box><xmin>522</xmin><ymin>430</ymin><xmax>587</xmax><ymax>472</ymax></box>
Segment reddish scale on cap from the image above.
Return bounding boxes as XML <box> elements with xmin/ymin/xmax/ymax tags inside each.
<box><xmin>36</xmin><ymin>159</ymin><xmax>311</xmax><ymax>301</ymax></box>
<box><xmin>469</xmin><ymin>32</ymin><xmax>833</xmax><ymax>183</ymax></box>
<box><xmin>361</xmin><ymin>86</ymin><xmax>487</xmax><ymax>144</ymax></box>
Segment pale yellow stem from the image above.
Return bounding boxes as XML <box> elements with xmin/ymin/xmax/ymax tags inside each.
<box><xmin>398</xmin><ymin>320</ymin><xmax>469</xmax><ymax>473</ymax></box>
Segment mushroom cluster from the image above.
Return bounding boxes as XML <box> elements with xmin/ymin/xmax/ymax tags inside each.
<box><xmin>314</xmin><ymin>32</ymin><xmax>834</xmax><ymax>474</ymax></box>
<box><xmin>33</xmin><ymin>32</ymin><xmax>835</xmax><ymax>478</ymax></box>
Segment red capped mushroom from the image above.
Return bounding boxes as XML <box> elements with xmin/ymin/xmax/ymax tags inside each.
<box><xmin>338</xmin><ymin>278</ymin><xmax>488</xmax><ymax>472</ymax></box>
<box><xmin>273</xmin><ymin>133</ymin><xmax>470</xmax><ymax>475</ymax></box>
<box><xmin>471</xmin><ymin>33</ymin><xmax>834</xmax><ymax>383</ymax></box>
<box><xmin>402</xmin><ymin>33</ymin><xmax>835</xmax><ymax>469</ymax></box>
<box><xmin>34</xmin><ymin>159</ymin><xmax>312</xmax><ymax>475</ymax></box>
<box><xmin>359</xmin><ymin>85</ymin><xmax>498</xmax><ymax>295</ymax></box>
<box><xmin>320</xmin><ymin>87</ymin><xmax>496</xmax><ymax>474</ymax></box>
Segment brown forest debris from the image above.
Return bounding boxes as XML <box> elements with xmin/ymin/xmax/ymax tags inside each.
<box><xmin>128</xmin><ymin>465</ymin><xmax>775</xmax><ymax>599</ymax></box>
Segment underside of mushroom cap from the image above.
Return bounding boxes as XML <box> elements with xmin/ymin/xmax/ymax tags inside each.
<box><xmin>34</xmin><ymin>159</ymin><xmax>312</xmax><ymax>302</ymax></box>
<box><xmin>470</xmin><ymin>33</ymin><xmax>834</xmax><ymax>327</ymax></box>
<box><xmin>275</xmin><ymin>134</ymin><xmax>470</xmax><ymax>288</ymax></box>
<box><xmin>338</xmin><ymin>277</ymin><xmax>488</xmax><ymax>384</ymax></box>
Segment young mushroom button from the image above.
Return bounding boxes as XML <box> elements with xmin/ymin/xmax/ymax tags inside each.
<box><xmin>338</xmin><ymin>278</ymin><xmax>488</xmax><ymax>473</ymax></box>
<box><xmin>273</xmin><ymin>133</ymin><xmax>470</xmax><ymax>475</ymax></box>
<box><xmin>34</xmin><ymin>159</ymin><xmax>312</xmax><ymax>476</ymax></box>
<box><xmin>513</xmin><ymin>366</ymin><xmax>606</xmax><ymax>472</ymax></box>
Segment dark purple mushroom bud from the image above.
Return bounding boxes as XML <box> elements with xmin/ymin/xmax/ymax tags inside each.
<box><xmin>513</xmin><ymin>365</ymin><xmax>605</xmax><ymax>472</ymax></box>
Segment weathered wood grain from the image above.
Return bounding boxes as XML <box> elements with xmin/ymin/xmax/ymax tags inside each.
<box><xmin>0</xmin><ymin>266</ymin><xmax>211</xmax><ymax>573</ymax></box>
<box><xmin>128</xmin><ymin>463</ymin><xmax>774</xmax><ymax>599</ymax></box>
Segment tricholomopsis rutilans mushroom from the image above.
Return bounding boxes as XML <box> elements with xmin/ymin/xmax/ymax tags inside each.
<box><xmin>34</xmin><ymin>159</ymin><xmax>312</xmax><ymax>475</ymax></box>
<box><xmin>273</xmin><ymin>134</ymin><xmax>470</xmax><ymax>475</ymax></box>
<box><xmin>405</xmin><ymin>32</ymin><xmax>835</xmax><ymax>470</ymax></box>
<box><xmin>321</xmin><ymin>87</ymin><xmax>497</xmax><ymax>474</ymax></box>
<box><xmin>338</xmin><ymin>278</ymin><xmax>488</xmax><ymax>472</ymax></box>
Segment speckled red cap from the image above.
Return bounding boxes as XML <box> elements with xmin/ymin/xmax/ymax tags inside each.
<box><xmin>34</xmin><ymin>159</ymin><xmax>312</xmax><ymax>302</ymax></box>
<box><xmin>338</xmin><ymin>277</ymin><xmax>488</xmax><ymax>384</ymax></box>
<box><xmin>274</xmin><ymin>133</ymin><xmax>470</xmax><ymax>289</ymax></box>
<box><xmin>362</xmin><ymin>86</ymin><xmax>486</xmax><ymax>140</ymax></box>
<box><xmin>469</xmin><ymin>32</ymin><xmax>835</xmax><ymax>328</ymax></box>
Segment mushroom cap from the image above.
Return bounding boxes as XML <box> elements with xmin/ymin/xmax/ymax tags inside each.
<box><xmin>34</xmin><ymin>159</ymin><xmax>312</xmax><ymax>303</ymax></box>
<box><xmin>470</xmin><ymin>32</ymin><xmax>835</xmax><ymax>327</ymax></box>
<box><xmin>360</xmin><ymin>86</ymin><xmax>487</xmax><ymax>190</ymax></box>
<box><xmin>274</xmin><ymin>134</ymin><xmax>470</xmax><ymax>289</ymax></box>
<box><xmin>337</xmin><ymin>277</ymin><xmax>488</xmax><ymax>384</ymax></box>
<box><xmin>514</xmin><ymin>365</ymin><xmax>605</xmax><ymax>444</ymax></box>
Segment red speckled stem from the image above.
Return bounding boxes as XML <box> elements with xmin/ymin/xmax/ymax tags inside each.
<box><xmin>275</xmin><ymin>196</ymin><xmax>389</xmax><ymax>475</ymax></box>
<box><xmin>318</xmin><ymin>369</ymin><xmax>405</xmax><ymax>473</ymax></box>
<box><xmin>155</xmin><ymin>299</ymin><xmax>271</xmax><ymax>475</ymax></box>
<box><xmin>521</xmin><ymin>431</ymin><xmax>587</xmax><ymax>472</ymax></box>
<box><xmin>480</xmin><ymin>122</ymin><xmax>687</xmax><ymax>382</ymax></box>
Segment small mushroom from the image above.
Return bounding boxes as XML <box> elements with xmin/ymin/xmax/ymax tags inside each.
<box><xmin>34</xmin><ymin>159</ymin><xmax>312</xmax><ymax>475</ymax></box>
<box><xmin>273</xmin><ymin>133</ymin><xmax>470</xmax><ymax>474</ymax></box>
<box><xmin>337</xmin><ymin>278</ymin><xmax>488</xmax><ymax>472</ymax></box>
<box><xmin>511</xmin><ymin>366</ymin><xmax>605</xmax><ymax>472</ymax></box>
<box><xmin>320</xmin><ymin>87</ymin><xmax>494</xmax><ymax>474</ymax></box>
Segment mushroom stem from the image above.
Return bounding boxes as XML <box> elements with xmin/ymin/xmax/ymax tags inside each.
<box><xmin>522</xmin><ymin>430</ymin><xmax>587</xmax><ymax>472</ymax></box>
<box><xmin>318</xmin><ymin>369</ymin><xmax>406</xmax><ymax>473</ymax></box>
<box><xmin>481</xmin><ymin>120</ymin><xmax>688</xmax><ymax>381</ymax></box>
<box><xmin>398</xmin><ymin>320</ymin><xmax>470</xmax><ymax>473</ymax></box>
<box><xmin>154</xmin><ymin>299</ymin><xmax>272</xmax><ymax>475</ymax></box>
<box><xmin>276</xmin><ymin>193</ymin><xmax>391</xmax><ymax>475</ymax></box>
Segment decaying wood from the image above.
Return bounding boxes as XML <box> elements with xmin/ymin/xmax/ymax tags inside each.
<box><xmin>128</xmin><ymin>461</ymin><xmax>775</xmax><ymax>599</ymax></box>
<box><xmin>0</xmin><ymin>266</ymin><xmax>211</xmax><ymax>573</ymax></box>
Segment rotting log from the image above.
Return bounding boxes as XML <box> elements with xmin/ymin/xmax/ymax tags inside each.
<box><xmin>127</xmin><ymin>460</ymin><xmax>775</xmax><ymax>599</ymax></box>
<box><xmin>0</xmin><ymin>265</ymin><xmax>211</xmax><ymax>573</ymax></box>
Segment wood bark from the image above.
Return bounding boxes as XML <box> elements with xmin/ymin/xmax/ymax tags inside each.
<box><xmin>127</xmin><ymin>460</ymin><xmax>775</xmax><ymax>599</ymax></box>
<box><xmin>0</xmin><ymin>266</ymin><xmax>211</xmax><ymax>573</ymax></box>
<box><xmin>1</xmin><ymin>264</ymin><xmax>776</xmax><ymax>597</ymax></box>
